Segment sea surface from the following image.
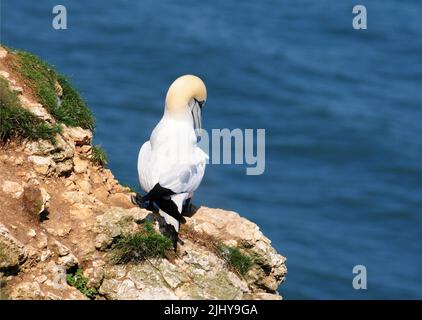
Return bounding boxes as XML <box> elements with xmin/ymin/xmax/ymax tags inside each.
<box><xmin>2</xmin><ymin>0</ymin><xmax>422</xmax><ymax>299</ymax></box>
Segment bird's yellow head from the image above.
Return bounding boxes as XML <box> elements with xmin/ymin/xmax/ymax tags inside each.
<box><xmin>165</xmin><ymin>75</ymin><xmax>207</xmax><ymax>131</ymax></box>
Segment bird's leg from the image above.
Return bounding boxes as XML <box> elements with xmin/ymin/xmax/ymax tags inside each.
<box><xmin>182</xmin><ymin>198</ymin><xmax>191</xmax><ymax>216</ymax></box>
<box><xmin>146</xmin><ymin>200</ymin><xmax>156</xmax><ymax>212</ymax></box>
<box><xmin>167</xmin><ymin>225</ymin><xmax>179</xmax><ymax>253</ymax></box>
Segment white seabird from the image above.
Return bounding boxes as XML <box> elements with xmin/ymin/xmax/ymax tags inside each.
<box><xmin>134</xmin><ymin>75</ymin><xmax>208</xmax><ymax>247</ymax></box>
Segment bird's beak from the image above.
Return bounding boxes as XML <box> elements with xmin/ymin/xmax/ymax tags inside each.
<box><xmin>191</xmin><ymin>99</ymin><xmax>204</xmax><ymax>135</ymax></box>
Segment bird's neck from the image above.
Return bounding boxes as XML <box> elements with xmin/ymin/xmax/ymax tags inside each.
<box><xmin>162</xmin><ymin>108</ymin><xmax>194</xmax><ymax>128</ymax></box>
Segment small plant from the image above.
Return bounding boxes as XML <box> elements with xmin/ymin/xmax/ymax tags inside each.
<box><xmin>219</xmin><ymin>246</ymin><xmax>254</xmax><ymax>276</ymax></box>
<box><xmin>66</xmin><ymin>268</ymin><xmax>97</xmax><ymax>299</ymax></box>
<box><xmin>0</xmin><ymin>77</ymin><xmax>61</xmax><ymax>143</ymax></box>
<box><xmin>111</xmin><ymin>221</ymin><xmax>173</xmax><ymax>264</ymax></box>
<box><xmin>91</xmin><ymin>144</ymin><xmax>108</xmax><ymax>166</ymax></box>
<box><xmin>180</xmin><ymin>225</ymin><xmax>255</xmax><ymax>277</ymax></box>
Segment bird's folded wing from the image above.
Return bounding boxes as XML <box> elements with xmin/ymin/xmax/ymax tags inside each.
<box><xmin>137</xmin><ymin>141</ymin><xmax>158</xmax><ymax>192</ymax></box>
<box><xmin>158</xmin><ymin>147</ymin><xmax>207</xmax><ymax>194</ymax></box>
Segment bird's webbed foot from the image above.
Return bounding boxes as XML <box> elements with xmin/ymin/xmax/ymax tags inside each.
<box><xmin>131</xmin><ymin>193</ymin><xmax>156</xmax><ymax>211</ymax></box>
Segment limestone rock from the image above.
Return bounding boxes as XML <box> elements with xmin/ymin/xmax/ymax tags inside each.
<box><xmin>85</xmin><ymin>263</ymin><xmax>105</xmax><ymax>288</ymax></box>
<box><xmin>28</xmin><ymin>156</ymin><xmax>55</xmax><ymax>175</ymax></box>
<box><xmin>78</xmin><ymin>145</ymin><xmax>92</xmax><ymax>154</ymax></box>
<box><xmin>51</xmin><ymin>240</ymin><xmax>71</xmax><ymax>257</ymax></box>
<box><xmin>55</xmin><ymin>159</ymin><xmax>74</xmax><ymax>176</ymax></box>
<box><xmin>92</xmin><ymin>186</ymin><xmax>109</xmax><ymax>202</ymax></box>
<box><xmin>25</xmin><ymin>140</ymin><xmax>55</xmax><ymax>156</ymax></box>
<box><xmin>0</xmin><ymin>224</ymin><xmax>27</xmax><ymax>270</ymax></box>
<box><xmin>69</xmin><ymin>204</ymin><xmax>93</xmax><ymax>220</ymax></box>
<box><xmin>100</xmin><ymin>265</ymin><xmax>178</xmax><ymax>300</ymax></box>
<box><xmin>76</xmin><ymin>179</ymin><xmax>91</xmax><ymax>194</ymax></box>
<box><xmin>9</xmin><ymin>282</ymin><xmax>44</xmax><ymax>300</ymax></box>
<box><xmin>1</xmin><ymin>180</ymin><xmax>24</xmax><ymax>199</ymax></box>
<box><xmin>57</xmin><ymin>253</ymin><xmax>78</xmax><ymax>269</ymax></box>
<box><xmin>37</xmin><ymin>233</ymin><xmax>48</xmax><ymax>249</ymax></box>
<box><xmin>108</xmin><ymin>193</ymin><xmax>132</xmax><ymax>209</ymax></box>
<box><xmin>95</xmin><ymin>206</ymin><xmax>149</xmax><ymax>239</ymax></box>
<box><xmin>187</xmin><ymin>207</ymin><xmax>286</xmax><ymax>292</ymax></box>
<box><xmin>27</xmin><ymin>229</ymin><xmax>36</xmax><ymax>238</ymax></box>
<box><xmin>0</xmin><ymin>70</ymin><xmax>10</xmax><ymax>78</ymax></box>
<box><xmin>40</xmin><ymin>249</ymin><xmax>52</xmax><ymax>262</ymax></box>
<box><xmin>22</xmin><ymin>184</ymin><xmax>50</xmax><ymax>216</ymax></box>
<box><xmin>44</xmin><ymin>262</ymin><xmax>68</xmax><ymax>290</ymax></box>
<box><xmin>73</xmin><ymin>157</ymin><xmax>89</xmax><ymax>174</ymax></box>
<box><xmin>90</xmin><ymin>170</ymin><xmax>104</xmax><ymax>184</ymax></box>
<box><xmin>0</xmin><ymin>46</ymin><xmax>7</xmax><ymax>59</ymax></box>
<box><xmin>18</xmin><ymin>96</ymin><xmax>53</xmax><ymax>122</ymax></box>
<box><xmin>52</xmin><ymin>135</ymin><xmax>75</xmax><ymax>161</ymax></box>
<box><xmin>62</xmin><ymin>191</ymin><xmax>94</xmax><ymax>205</ymax></box>
<box><xmin>46</xmin><ymin>225</ymin><xmax>72</xmax><ymax>237</ymax></box>
<box><xmin>92</xmin><ymin>206</ymin><xmax>285</xmax><ymax>300</ymax></box>
<box><xmin>112</xmin><ymin>184</ymin><xmax>131</xmax><ymax>194</ymax></box>
<box><xmin>243</xmin><ymin>292</ymin><xmax>282</xmax><ymax>300</ymax></box>
<box><xmin>63</xmin><ymin>126</ymin><xmax>92</xmax><ymax>146</ymax></box>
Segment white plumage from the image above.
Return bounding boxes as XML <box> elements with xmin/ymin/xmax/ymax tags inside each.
<box><xmin>137</xmin><ymin>75</ymin><xmax>208</xmax><ymax>233</ymax></box>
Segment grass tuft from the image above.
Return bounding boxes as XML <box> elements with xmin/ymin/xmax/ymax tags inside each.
<box><xmin>66</xmin><ymin>268</ymin><xmax>97</xmax><ymax>299</ymax></box>
<box><xmin>56</xmin><ymin>74</ymin><xmax>94</xmax><ymax>129</ymax></box>
<box><xmin>218</xmin><ymin>246</ymin><xmax>254</xmax><ymax>276</ymax></box>
<box><xmin>0</xmin><ymin>77</ymin><xmax>61</xmax><ymax>143</ymax></box>
<box><xmin>111</xmin><ymin>221</ymin><xmax>173</xmax><ymax>264</ymax></box>
<box><xmin>180</xmin><ymin>225</ymin><xmax>255</xmax><ymax>277</ymax></box>
<box><xmin>91</xmin><ymin>144</ymin><xmax>108</xmax><ymax>166</ymax></box>
<box><xmin>15</xmin><ymin>50</ymin><xmax>94</xmax><ymax>130</ymax></box>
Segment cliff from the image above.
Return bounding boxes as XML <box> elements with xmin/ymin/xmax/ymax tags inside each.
<box><xmin>0</xmin><ymin>46</ymin><xmax>286</xmax><ymax>300</ymax></box>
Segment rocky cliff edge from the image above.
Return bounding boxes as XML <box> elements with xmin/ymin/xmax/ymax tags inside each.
<box><xmin>0</xmin><ymin>46</ymin><xmax>286</xmax><ymax>300</ymax></box>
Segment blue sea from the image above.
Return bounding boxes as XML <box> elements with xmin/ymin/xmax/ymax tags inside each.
<box><xmin>2</xmin><ymin>0</ymin><xmax>422</xmax><ymax>299</ymax></box>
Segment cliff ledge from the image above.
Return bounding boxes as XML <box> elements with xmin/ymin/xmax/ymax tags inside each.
<box><xmin>0</xmin><ymin>46</ymin><xmax>286</xmax><ymax>300</ymax></box>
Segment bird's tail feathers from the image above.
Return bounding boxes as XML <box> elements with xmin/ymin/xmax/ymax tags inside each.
<box><xmin>159</xmin><ymin>209</ymin><xmax>180</xmax><ymax>232</ymax></box>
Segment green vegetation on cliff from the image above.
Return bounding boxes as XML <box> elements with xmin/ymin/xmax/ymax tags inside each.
<box><xmin>66</xmin><ymin>268</ymin><xmax>97</xmax><ymax>299</ymax></box>
<box><xmin>219</xmin><ymin>246</ymin><xmax>254</xmax><ymax>276</ymax></box>
<box><xmin>16</xmin><ymin>51</ymin><xmax>94</xmax><ymax>130</ymax></box>
<box><xmin>91</xmin><ymin>144</ymin><xmax>108</xmax><ymax>166</ymax></box>
<box><xmin>0</xmin><ymin>46</ymin><xmax>94</xmax><ymax>143</ymax></box>
<box><xmin>0</xmin><ymin>77</ymin><xmax>61</xmax><ymax>142</ymax></box>
<box><xmin>111</xmin><ymin>221</ymin><xmax>173</xmax><ymax>263</ymax></box>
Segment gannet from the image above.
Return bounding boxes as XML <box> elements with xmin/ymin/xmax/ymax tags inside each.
<box><xmin>133</xmin><ymin>75</ymin><xmax>208</xmax><ymax>248</ymax></box>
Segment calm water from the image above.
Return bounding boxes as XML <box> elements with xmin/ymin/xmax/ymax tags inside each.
<box><xmin>2</xmin><ymin>0</ymin><xmax>422</xmax><ymax>299</ymax></box>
